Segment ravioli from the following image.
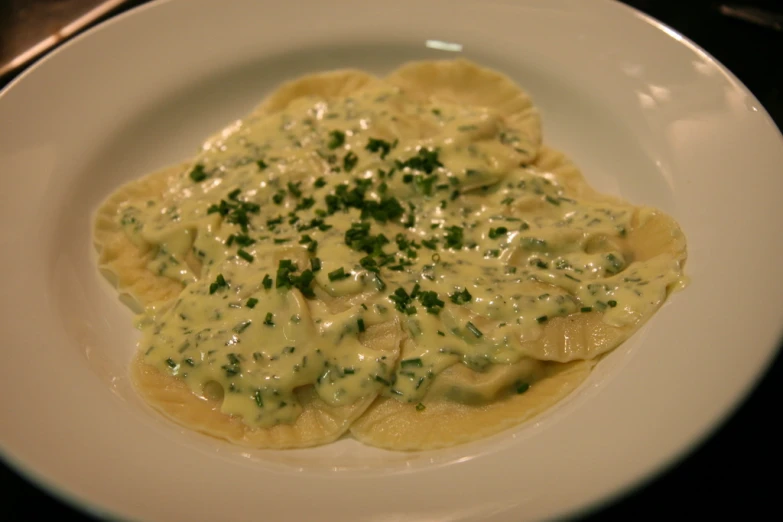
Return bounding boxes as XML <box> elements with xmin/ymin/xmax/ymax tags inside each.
<box><xmin>350</xmin><ymin>360</ymin><xmax>595</xmax><ymax>451</ymax></box>
<box><xmin>93</xmin><ymin>59</ymin><xmax>687</xmax><ymax>450</ymax></box>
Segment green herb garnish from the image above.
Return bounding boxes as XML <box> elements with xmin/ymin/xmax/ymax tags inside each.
<box><xmin>395</xmin><ymin>148</ymin><xmax>442</xmax><ymax>174</ymax></box>
<box><xmin>343</xmin><ymin>151</ymin><xmax>358</xmax><ymax>172</ymax></box>
<box><xmin>365</xmin><ymin>137</ymin><xmax>394</xmax><ymax>159</ymax></box>
<box><xmin>449</xmin><ymin>288</ymin><xmax>472</xmax><ymax>305</ymax></box>
<box><xmin>418</xmin><ymin>291</ymin><xmax>444</xmax><ymax>314</ymax></box>
<box><xmin>233</xmin><ymin>320</ymin><xmax>252</xmax><ymax>334</ymax></box>
<box><xmin>237</xmin><ymin>249</ymin><xmax>254</xmax><ymax>262</ymax></box>
<box><xmin>488</xmin><ymin>227</ymin><xmax>508</xmax><ymax>239</ymax></box>
<box><xmin>401</xmin><ymin>358</ymin><xmax>423</xmax><ymax>368</ymax></box>
<box><xmin>189</xmin><ymin>164</ymin><xmax>208</xmax><ymax>182</ymax></box>
<box><xmin>287</xmin><ymin>181</ymin><xmax>302</xmax><ymax>198</ymax></box>
<box><xmin>444</xmin><ymin>226</ymin><xmax>464</xmax><ymax>249</ymax></box>
<box><xmin>327</xmin><ymin>130</ymin><xmax>345</xmax><ymax>149</ymax></box>
<box><xmin>389</xmin><ymin>287</ymin><xmax>416</xmax><ymax>315</ymax></box>
<box><xmin>311</xmin><ymin>257</ymin><xmax>322</xmax><ymax>272</ymax></box>
<box><xmin>209</xmin><ymin>274</ymin><xmax>228</xmax><ymax>294</ymax></box>
<box><xmin>328</xmin><ymin>267</ymin><xmax>350</xmax><ymax>281</ymax></box>
<box><xmin>466</xmin><ymin>321</ymin><xmax>483</xmax><ymax>338</ymax></box>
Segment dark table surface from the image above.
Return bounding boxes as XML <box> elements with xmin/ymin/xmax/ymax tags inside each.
<box><xmin>1</xmin><ymin>0</ymin><xmax>781</xmax><ymax>519</ymax></box>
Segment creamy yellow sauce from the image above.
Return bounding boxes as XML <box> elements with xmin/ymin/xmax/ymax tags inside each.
<box><xmin>119</xmin><ymin>85</ymin><xmax>683</xmax><ymax>428</ymax></box>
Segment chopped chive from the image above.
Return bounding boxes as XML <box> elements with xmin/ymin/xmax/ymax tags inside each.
<box><xmin>466</xmin><ymin>321</ymin><xmax>483</xmax><ymax>338</ymax></box>
<box><xmin>418</xmin><ymin>290</ymin><xmax>444</xmax><ymax>315</ymax></box>
<box><xmin>221</xmin><ymin>364</ymin><xmax>240</xmax><ymax>377</ymax></box>
<box><xmin>189</xmin><ymin>164</ymin><xmax>208</xmax><ymax>182</ymax></box>
<box><xmin>209</xmin><ymin>273</ymin><xmax>228</xmax><ymax>294</ymax></box>
<box><xmin>165</xmin><ymin>358</ymin><xmax>178</xmax><ymax>369</ymax></box>
<box><xmin>233</xmin><ymin>320</ymin><xmax>252</xmax><ymax>334</ymax></box>
<box><xmin>311</xmin><ymin>257</ymin><xmax>322</xmax><ymax>272</ymax></box>
<box><xmin>246</xmin><ymin>298</ymin><xmax>259</xmax><ymax>309</ymax></box>
<box><xmin>287</xmin><ymin>181</ymin><xmax>302</xmax><ymax>198</ymax></box>
<box><xmin>580</xmin><ymin>306</ymin><xmax>593</xmax><ymax>312</ymax></box>
<box><xmin>357</xmin><ymin>318</ymin><xmax>366</xmax><ymax>333</ymax></box>
<box><xmin>488</xmin><ymin>227</ymin><xmax>508</xmax><ymax>239</ymax></box>
<box><xmin>516</xmin><ymin>382</ymin><xmax>530</xmax><ymax>394</ymax></box>
<box><xmin>365</xmin><ymin>137</ymin><xmax>393</xmax><ymax>159</ymax></box>
<box><xmin>262</xmin><ymin>274</ymin><xmax>273</xmax><ymax>289</ymax></box>
<box><xmin>328</xmin><ymin>267</ymin><xmax>350</xmax><ymax>281</ymax></box>
<box><xmin>237</xmin><ymin>249</ymin><xmax>254</xmax><ymax>262</ymax></box>
<box><xmin>449</xmin><ymin>288</ymin><xmax>472</xmax><ymax>305</ymax></box>
<box><xmin>608</xmin><ymin>300</ymin><xmax>618</xmax><ymax>307</ymax></box>
<box><xmin>254</xmin><ymin>390</ymin><xmax>264</xmax><ymax>407</ymax></box>
<box><xmin>415</xmin><ymin>403</ymin><xmax>426</xmax><ymax>412</ymax></box>
<box><xmin>263</xmin><ymin>312</ymin><xmax>275</xmax><ymax>326</ymax></box>
<box><xmin>444</xmin><ymin>226</ymin><xmax>464</xmax><ymax>249</ymax></box>
<box><xmin>395</xmin><ymin>148</ymin><xmax>443</xmax><ymax>174</ymax></box>
<box><xmin>536</xmin><ymin>315</ymin><xmax>548</xmax><ymax>323</ymax></box>
<box><xmin>400</xmin><ymin>358</ymin><xmax>423</xmax><ymax>368</ymax></box>
<box><xmin>343</xmin><ymin>151</ymin><xmax>358</xmax><ymax>172</ymax></box>
<box><xmin>234</xmin><ymin>234</ymin><xmax>255</xmax><ymax>246</ymax></box>
<box><xmin>374</xmin><ymin>375</ymin><xmax>391</xmax><ymax>386</ymax></box>
<box><xmin>327</xmin><ymin>130</ymin><xmax>345</xmax><ymax>149</ymax></box>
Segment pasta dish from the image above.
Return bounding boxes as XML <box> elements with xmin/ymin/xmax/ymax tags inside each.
<box><xmin>93</xmin><ymin>59</ymin><xmax>687</xmax><ymax>450</ymax></box>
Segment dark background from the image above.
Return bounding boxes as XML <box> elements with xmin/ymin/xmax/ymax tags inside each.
<box><xmin>1</xmin><ymin>0</ymin><xmax>781</xmax><ymax>519</ymax></box>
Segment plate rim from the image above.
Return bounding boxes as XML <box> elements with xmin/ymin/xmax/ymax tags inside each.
<box><xmin>1</xmin><ymin>0</ymin><xmax>782</xmax><ymax>520</ymax></box>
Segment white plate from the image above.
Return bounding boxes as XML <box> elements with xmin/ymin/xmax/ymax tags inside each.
<box><xmin>1</xmin><ymin>0</ymin><xmax>782</xmax><ymax>520</ymax></box>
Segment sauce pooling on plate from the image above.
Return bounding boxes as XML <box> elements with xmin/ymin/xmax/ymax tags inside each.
<box><xmin>95</xmin><ymin>60</ymin><xmax>687</xmax><ymax>449</ymax></box>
